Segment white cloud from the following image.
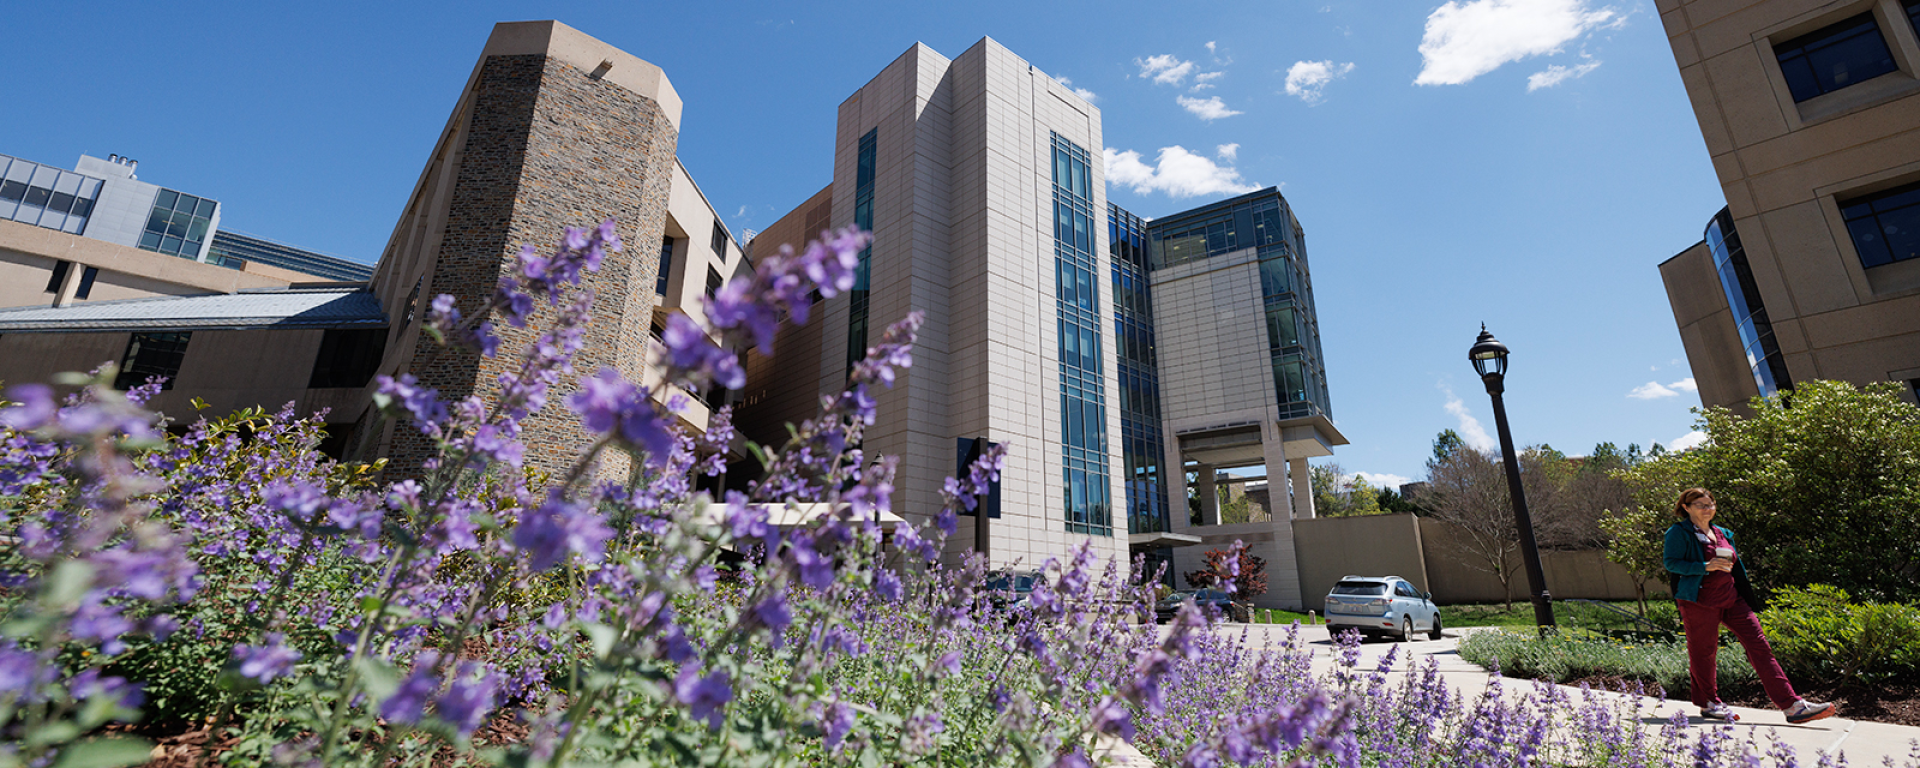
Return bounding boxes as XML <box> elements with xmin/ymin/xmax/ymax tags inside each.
<box><xmin>1441</xmin><ymin>387</ymin><xmax>1498</xmax><ymax>451</ymax></box>
<box><xmin>1206</xmin><ymin>41</ymin><xmax>1217</xmax><ymax>55</ymax></box>
<box><xmin>1191</xmin><ymin>71</ymin><xmax>1226</xmax><ymax>91</ymax></box>
<box><xmin>1629</xmin><ymin>378</ymin><xmax>1696</xmax><ymax>399</ymax></box>
<box><xmin>1670</xmin><ymin>430</ymin><xmax>1709</xmax><ymax>451</ymax></box>
<box><xmin>1177</xmin><ymin>95</ymin><xmax>1243</xmax><ymax>120</ymax></box>
<box><xmin>735</xmin><ymin>205</ymin><xmax>750</xmax><ymax>218</ymax></box>
<box><xmin>1415</xmin><ymin>0</ymin><xmax>1620</xmax><ymax>87</ymax></box>
<box><xmin>1216</xmin><ymin>143</ymin><xmax>1239</xmax><ymax>161</ymax></box>
<box><xmin>1352</xmin><ymin>471</ymin><xmax>1415</xmax><ymax>491</ymax></box>
<box><xmin>1526</xmin><ymin>58</ymin><xmax>1602</xmax><ymax>90</ymax></box>
<box><xmin>1055</xmin><ymin>75</ymin><xmax>1097</xmax><ymax>102</ymax></box>
<box><xmin>1628</xmin><ymin>381</ymin><xmax>1677</xmax><ymax>400</ymax></box>
<box><xmin>1284</xmin><ymin>60</ymin><xmax>1356</xmax><ymax>104</ymax></box>
<box><xmin>1103</xmin><ymin>146</ymin><xmax>1260</xmax><ymax>198</ymax></box>
<box><xmin>1137</xmin><ymin>54</ymin><xmax>1197</xmax><ymax>85</ymax></box>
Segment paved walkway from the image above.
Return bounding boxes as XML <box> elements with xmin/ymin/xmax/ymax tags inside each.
<box><xmin>1230</xmin><ymin>622</ymin><xmax>1920</xmax><ymax>767</ymax></box>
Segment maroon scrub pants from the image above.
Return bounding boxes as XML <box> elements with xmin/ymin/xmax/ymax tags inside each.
<box><xmin>1678</xmin><ymin>574</ymin><xmax>1797</xmax><ymax>709</ymax></box>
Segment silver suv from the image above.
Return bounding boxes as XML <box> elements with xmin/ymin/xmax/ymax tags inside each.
<box><xmin>1322</xmin><ymin>576</ymin><xmax>1442</xmax><ymax>642</ymax></box>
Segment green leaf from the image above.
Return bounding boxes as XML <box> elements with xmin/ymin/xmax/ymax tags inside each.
<box><xmin>49</xmin><ymin>737</ymin><xmax>154</xmax><ymax>768</ymax></box>
<box><xmin>46</xmin><ymin>560</ymin><xmax>97</xmax><ymax>606</ymax></box>
<box><xmin>583</xmin><ymin>621</ymin><xmax>618</xmax><ymax>659</ymax></box>
<box><xmin>356</xmin><ymin>655</ymin><xmax>403</xmax><ymax>701</ymax></box>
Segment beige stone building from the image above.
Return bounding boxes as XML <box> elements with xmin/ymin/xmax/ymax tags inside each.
<box><xmin>1659</xmin><ymin>0</ymin><xmax>1920</xmax><ymax>409</ymax></box>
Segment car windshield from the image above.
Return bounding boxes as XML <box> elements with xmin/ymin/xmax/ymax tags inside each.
<box><xmin>1195</xmin><ymin>590</ymin><xmax>1231</xmax><ymax>600</ymax></box>
<box><xmin>1330</xmin><ymin>581</ymin><xmax>1387</xmax><ymax>595</ymax></box>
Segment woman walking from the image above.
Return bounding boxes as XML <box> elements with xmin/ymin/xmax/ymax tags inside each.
<box><xmin>1664</xmin><ymin>487</ymin><xmax>1835</xmax><ymax>724</ymax></box>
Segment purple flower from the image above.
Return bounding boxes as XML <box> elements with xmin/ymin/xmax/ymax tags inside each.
<box><xmin>380</xmin><ymin>653</ymin><xmax>440</xmax><ymax>725</ymax></box>
<box><xmin>874</xmin><ymin>569</ymin><xmax>903</xmax><ymax>602</ymax></box>
<box><xmin>787</xmin><ymin>531</ymin><xmax>835</xmax><ymax>589</ymax></box>
<box><xmin>903</xmin><ymin>712</ymin><xmax>943</xmax><ymax>754</ymax></box>
<box><xmin>233</xmin><ymin>633</ymin><xmax>302</xmax><ymax>683</ymax></box>
<box><xmin>1090</xmin><ymin>695</ymin><xmax>1135</xmax><ymax>741</ymax></box>
<box><xmin>818</xmin><ymin>699</ymin><xmax>856</xmax><ymax>751</ymax></box>
<box><xmin>374</xmin><ymin>374</ymin><xmax>449</xmax><ymax>434</ymax></box>
<box><xmin>437</xmin><ymin>664</ymin><xmax>501</xmax><ymax>739</ymax></box>
<box><xmin>513</xmin><ymin>493</ymin><xmax>613</xmax><ymax>572</ymax></box>
<box><xmin>69</xmin><ymin>669</ymin><xmax>144</xmax><ymax>710</ymax></box>
<box><xmin>568</xmin><ymin>369</ymin><xmax>676</xmax><ymax>466</ymax></box>
<box><xmin>751</xmin><ymin>591</ymin><xmax>792</xmax><ymax>640</ymax></box>
<box><xmin>673</xmin><ymin>666</ymin><xmax>733</xmax><ymax>730</ymax></box>
<box><xmin>0</xmin><ymin>384</ymin><xmax>57</xmax><ymax>430</ymax></box>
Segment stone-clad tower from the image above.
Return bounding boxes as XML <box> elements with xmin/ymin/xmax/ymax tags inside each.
<box><xmin>361</xmin><ymin>21</ymin><xmax>682</xmax><ymax>475</ymax></box>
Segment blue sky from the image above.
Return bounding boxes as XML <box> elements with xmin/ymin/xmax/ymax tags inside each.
<box><xmin>0</xmin><ymin>0</ymin><xmax>1723</xmax><ymax>489</ymax></box>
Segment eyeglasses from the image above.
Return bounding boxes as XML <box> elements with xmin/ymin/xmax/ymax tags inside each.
<box><xmin>1689</xmin><ymin>500</ymin><xmax>1716</xmax><ymax>510</ymax></box>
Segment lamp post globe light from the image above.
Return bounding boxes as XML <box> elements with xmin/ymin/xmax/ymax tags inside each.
<box><xmin>1468</xmin><ymin>325</ymin><xmax>1556</xmax><ymax>632</ymax></box>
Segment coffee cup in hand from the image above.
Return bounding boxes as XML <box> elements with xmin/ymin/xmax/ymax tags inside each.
<box><xmin>1714</xmin><ymin>547</ymin><xmax>1733</xmax><ymax>559</ymax></box>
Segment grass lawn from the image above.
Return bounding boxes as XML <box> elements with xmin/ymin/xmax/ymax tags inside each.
<box><xmin>1441</xmin><ymin>599</ymin><xmax>1677</xmax><ymax>633</ymax></box>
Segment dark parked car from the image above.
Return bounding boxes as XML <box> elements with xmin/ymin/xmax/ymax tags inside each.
<box><xmin>1322</xmin><ymin>575</ymin><xmax>1442</xmax><ymax>642</ymax></box>
<box><xmin>985</xmin><ymin>572</ymin><xmax>1039</xmax><ymax>612</ymax></box>
<box><xmin>1154</xmin><ymin>589</ymin><xmax>1250</xmax><ymax>623</ymax></box>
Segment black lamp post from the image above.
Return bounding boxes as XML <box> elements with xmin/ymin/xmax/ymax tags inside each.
<box><xmin>1468</xmin><ymin>325</ymin><xmax>1556</xmax><ymax>632</ymax></box>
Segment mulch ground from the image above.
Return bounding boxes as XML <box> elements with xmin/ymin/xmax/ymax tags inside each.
<box><xmin>1563</xmin><ymin>675</ymin><xmax>1920</xmax><ymax>728</ymax></box>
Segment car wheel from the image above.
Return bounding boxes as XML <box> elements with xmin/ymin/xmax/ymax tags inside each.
<box><xmin>1428</xmin><ymin>614</ymin><xmax>1444</xmax><ymax>640</ymax></box>
<box><xmin>1398</xmin><ymin>617</ymin><xmax>1413</xmax><ymax>643</ymax></box>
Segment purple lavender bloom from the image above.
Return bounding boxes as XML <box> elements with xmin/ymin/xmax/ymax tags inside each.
<box><xmin>819</xmin><ymin>699</ymin><xmax>856</xmax><ymax>751</ymax></box>
<box><xmin>233</xmin><ymin>633</ymin><xmax>302</xmax><ymax>683</ymax></box>
<box><xmin>374</xmin><ymin>374</ymin><xmax>449</xmax><ymax>435</ymax></box>
<box><xmin>1090</xmin><ymin>695</ymin><xmax>1136</xmax><ymax>741</ymax></box>
<box><xmin>873</xmin><ymin>569</ymin><xmax>903</xmax><ymax>602</ymax></box>
<box><xmin>1050</xmin><ymin>749</ymin><xmax>1094</xmax><ymax>768</ymax></box>
<box><xmin>568</xmin><ymin>369</ymin><xmax>677</xmax><ymax>466</ymax></box>
<box><xmin>513</xmin><ymin>493</ymin><xmax>613</xmax><ymax>572</ymax></box>
<box><xmin>437</xmin><ymin>664</ymin><xmax>501</xmax><ymax>739</ymax></box>
<box><xmin>427</xmin><ymin>294</ymin><xmax>462</xmax><ymax>338</ymax></box>
<box><xmin>0</xmin><ymin>384</ymin><xmax>56</xmax><ymax>430</ymax></box>
<box><xmin>751</xmin><ymin>591</ymin><xmax>792</xmax><ymax>639</ymax></box>
<box><xmin>787</xmin><ymin>531</ymin><xmax>835</xmax><ymax>589</ymax></box>
<box><xmin>673</xmin><ymin>666</ymin><xmax>733</xmax><ymax>730</ymax></box>
<box><xmin>468</xmin><ymin>424</ymin><xmax>524</xmax><ymax>467</ymax></box>
<box><xmin>68</xmin><ymin>668</ymin><xmax>144</xmax><ymax>709</ymax></box>
<box><xmin>903</xmin><ymin>712</ymin><xmax>944</xmax><ymax>754</ymax></box>
<box><xmin>707</xmin><ymin>278</ymin><xmax>782</xmax><ymax>354</ymax></box>
<box><xmin>725</xmin><ymin>495</ymin><xmax>779</xmax><ymax>550</ymax></box>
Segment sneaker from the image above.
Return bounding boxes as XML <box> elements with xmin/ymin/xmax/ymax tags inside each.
<box><xmin>1701</xmin><ymin>702</ymin><xmax>1740</xmax><ymax>722</ymax></box>
<box><xmin>1784</xmin><ymin>699</ymin><xmax>1836</xmax><ymax>724</ymax></box>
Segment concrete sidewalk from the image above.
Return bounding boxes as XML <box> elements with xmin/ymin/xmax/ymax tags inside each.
<box><xmin>1232</xmin><ymin>623</ymin><xmax>1920</xmax><ymax>766</ymax></box>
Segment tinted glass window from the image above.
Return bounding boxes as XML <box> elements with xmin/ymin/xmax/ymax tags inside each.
<box><xmin>1774</xmin><ymin>13</ymin><xmax>1897</xmax><ymax>102</ymax></box>
<box><xmin>1840</xmin><ymin>181</ymin><xmax>1920</xmax><ymax>268</ymax></box>
<box><xmin>1331</xmin><ymin>581</ymin><xmax>1387</xmax><ymax>595</ymax></box>
<box><xmin>309</xmin><ymin>328</ymin><xmax>389</xmax><ymax>388</ymax></box>
<box><xmin>115</xmin><ymin>332</ymin><xmax>191</xmax><ymax>390</ymax></box>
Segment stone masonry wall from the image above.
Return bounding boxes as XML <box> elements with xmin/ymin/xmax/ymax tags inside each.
<box><xmin>391</xmin><ymin>53</ymin><xmax>677</xmax><ymax>477</ymax></box>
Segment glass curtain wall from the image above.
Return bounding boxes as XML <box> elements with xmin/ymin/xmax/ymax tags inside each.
<box><xmin>1109</xmin><ymin>203</ymin><xmax>1170</xmax><ymax>536</ymax></box>
<box><xmin>1052</xmin><ymin>133</ymin><xmax>1112</xmax><ymax>537</ymax></box>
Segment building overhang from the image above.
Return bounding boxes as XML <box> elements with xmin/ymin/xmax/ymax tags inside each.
<box><xmin>1129</xmin><ymin>531</ymin><xmax>1204</xmax><ymax>548</ymax></box>
<box><xmin>1277</xmin><ymin>413</ymin><xmax>1349</xmax><ymax>459</ymax></box>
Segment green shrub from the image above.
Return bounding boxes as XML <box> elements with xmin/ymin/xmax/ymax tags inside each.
<box><xmin>1457</xmin><ymin>629</ymin><xmax>1754</xmax><ymax>694</ymax></box>
<box><xmin>1762</xmin><ymin>584</ymin><xmax>1920</xmax><ymax>684</ymax></box>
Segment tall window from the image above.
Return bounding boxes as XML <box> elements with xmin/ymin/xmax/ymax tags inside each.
<box><xmin>656</xmin><ymin>237</ymin><xmax>675</xmax><ymax>295</ymax></box>
<box><xmin>1840</xmin><ymin>181</ymin><xmax>1920</xmax><ymax>268</ymax></box>
<box><xmin>846</xmin><ymin>129</ymin><xmax>877</xmax><ymax>376</ymax></box>
<box><xmin>139</xmin><ymin>189</ymin><xmax>216</xmax><ymax>259</ymax></box>
<box><xmin>710</xmin><ymin>221</ymin><xmax>728</xmax><ymax>256</ymax></box>
<box><xmin>1707</xmin><ymin>208</ymin><xmax>1790</xmax><ymax>397</ymax></box>
<box><xmin>706</xmin><ymin>266</ymin><xmax>723</xmax><ymax>299</ymax></box>
<box><xmin>115</xmin><ymin>332</ymin><xmax>192</xmax><ymax>390</ymax></box>
<box><xmin>1052</xmin><ymin>133</ymin><xmax>1111</xmax><ymax>537</ymax></box>
<box><xmin>1774</xmin><ymin>13</ymin><xmax>1897</xmax><ymax>102</ymax></box>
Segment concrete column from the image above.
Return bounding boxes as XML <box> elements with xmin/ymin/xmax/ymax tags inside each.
<box><xmin>1290</xmin><ymin>457</ymin><xmax>1316</xmax><ymax>520</ymax></box>
<box><xmin>1196</xmin><ymin>464</ymin><xmax>1219</xmax><ymax>526</ymax></box>
<box><xmin>52</xmin><ymin>262</ymin><xmax>83</xmax><ymax>308</ymax></box>
<box><xmin>1260</xmin><ymin>419</ymin><xmax>1291</xmax><ymax>518</ymax></box>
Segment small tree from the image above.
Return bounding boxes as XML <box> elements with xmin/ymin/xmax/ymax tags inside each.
<box><xmin>1184</xmin><ymin>546</ymin><xmax>1268</xmax><ymax>599</ymax></box>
